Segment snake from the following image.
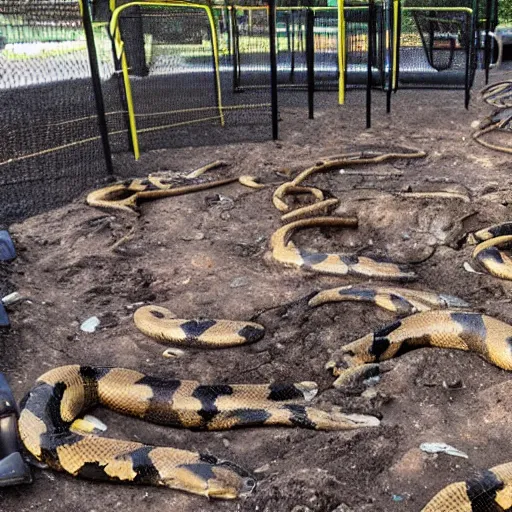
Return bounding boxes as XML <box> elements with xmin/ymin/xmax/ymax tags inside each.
<box><xmin>472</xmin><ymin>107</ymin><xmax>512</xmax><ymax>155</ymax></box>
<box><xmin>133</xmin><ymin>305</ymin><xmax>265</xmax><ymax>348</ymax></box>
<box><xmin>325</xmin><ymin>310</ymin><xmax>512</xmax><ymax>387</ymax></box>
<box><xmin>270</xmin><ymin>217</ymin><xmax>417</xmax><ymax>281</ymax></box>
<box><xmin>272</xmin><ymin>150</ymin><xmax>426</xmax><ymax>222</ymax></box>
<box><xmin>322</xmin><ymin>309</ymin><xmax>512</xmax><ymax>510</ymax></box>
<box><xmin>481</xmin><ymin>80</ymin><xmax>512</xmax><ymax>108</ymax></box>
<box><xmin>86</xmin><ymin>174</ymin><xmax>263</xmax><ymax>214</ymax></box>
<box><xmin>18</xmin><ymin>365</ymin><xmax>379</xmax><ymax>498</ymax></box>
<box><xmin>308</xmin><ymin>285</ymin><xmax>469</xmax><ymax>315</ymax></box>
<box><xmin>467</xmin><ymin>222</ymin><xmax>512</xmax><ymax>280</ymax></box>
<box><xmin>468</xmin><ymin>222</ymin><xmax>512</xmax><ymax>244</ymax></box>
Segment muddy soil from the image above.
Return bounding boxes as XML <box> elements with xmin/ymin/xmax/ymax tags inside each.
<box><xmin>1</xmin><ymin>67</ymin><xmax>512</xmax><ymax>512</ymax></box>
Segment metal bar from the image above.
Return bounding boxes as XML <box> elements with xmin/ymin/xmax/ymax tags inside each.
<box><xmin>465</xmin><ymin>1</ymin><xmax>475</xmax><ymax>108</ymax></box>
<box><xmin>290</xmin><ymin>10</ymin><xmax>296</xmax><ymax>83</ymax></box>
<box><xmin>403</xmin><ymin>7</ymin><xmax>473</xmax><ymax>13</ymax></box>
<box><xmin>81</xmin><ymin>0</ymin><xmax>114</xmax><ymax>174</ymax></box>
<box><xmin>367</xmin><ymin>0</ymin><xmax>374</xmax><ymax>129</ymax></box>
<box><xmin>204</xmin><ymin>3</ymin><xmax>225</xmax><ymax>126</ymax></box>
<box><xmin>386</xmin><ymin>0</ymin><xmax>393</xmax><ymax>112</ymax></box>
<box><xmin>306</xmin><ymin>8</ymin><xmax>315</xmax><ymax>119</ymax></box>
<box><xmin>484</xmin><ymin>0</ymin><xmax>491</xmax><ymax>84</ymax></box>
<box><xmin>338</xmin><ymin>0</ymin><xmax>346</xmax><ymax>104</ymax></box>
<box><xmin>392</xmin><ymin>0</ymin><xmax>399</xmax><ymax>91</ymax></box>
<box><xmin>269</xmin><ymin>0</ymin><xmax>279</xmax><ymax>140</ymax></box>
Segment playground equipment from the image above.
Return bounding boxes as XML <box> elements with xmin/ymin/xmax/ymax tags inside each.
<box><xmin>0</xmin><ymin>0</ymin><xmax>496</xmax><ymax>223</ymax></box>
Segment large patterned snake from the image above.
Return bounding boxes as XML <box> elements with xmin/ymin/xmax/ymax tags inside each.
<box><xmin>18</xmin><ymin>365</ymin><xmax>378</xmax><ymax>498</ymax></box>
<box><xmin>326</xmin><ymin>309</ymin><xmax>512</xmax><ymax>510</ymax></box>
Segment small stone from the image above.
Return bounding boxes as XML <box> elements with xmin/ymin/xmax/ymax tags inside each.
<box><xmin>389</xmin><ymin>448</ymin><xmax>427</xmax><ymax>478</ymax></box>
<box><xmin>80</xmin><ymin>316</ymin><xmax>100</xmax><ymax>333</ymax></box>
<box><xmin>230</xmin><ymin>277</ymin><xmax>249</xmax><ymax>288</ymax></box>
<box><xmin>181</xmin><ymin>231</ymin><xmax>205</xmax><ymax>241</ymax></box>
<box><xmin>126</xmin><ymin>302</ymin><xmax>145</xmax><ymax>311</ymax></box>
<box><xmin>222</xmin><ymin>438</ymin><xmax>230</xmax><ymax>448</ymax></box>
<box><xmin>191</xmin><ymin>254</ymin><xmax>215</xmax><ymax>269</ymax></box>
<box><xmin>2</xmin><ymin>292</ymin><xmax>22</xmax><ymax>306</ymax></box>
<box><xmin>253</xmin><ymin>463</ymin><xmax>270</xmax><ymax>473</ymax></box>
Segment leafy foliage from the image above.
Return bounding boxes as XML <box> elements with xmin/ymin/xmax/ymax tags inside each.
<box><xmin>499</xmin><ymin>0</ymin><xmax>512</xmax><ymax>23</ymax></box>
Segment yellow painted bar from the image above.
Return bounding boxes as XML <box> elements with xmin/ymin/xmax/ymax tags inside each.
<box><xmin>203</xmin><ymin>2</ymin><xmax>225</xmax><ymax>126</ymax></box>
<box><xmin>338</xmin><ymin>0</ymin><xmax>346</xmax><ymax>104</ymax></box>
<box><xmin>392</xmin><ymin>0</ymin><xmax>399</xmax><ymax>90</ymax></box>
<box><xmin>109</xmin><ymin>0</ymin><xmax>224</xmax><ymax>158</ymax></box>
<box><xmin>114</xmin><ymin>28</ymin><xmax>140</xmax><ymax>159</ymax></box>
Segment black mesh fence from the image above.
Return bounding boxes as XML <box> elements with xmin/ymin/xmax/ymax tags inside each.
<box><xmin>97</xmin><ymin>1</ymin><xmax>272</xmax><ymax>163</ymax></box>
<box><xmin>0</xmin><ymin>0</ymin><xmax>485</xmax><ymax>223</ymax></box>
<box><xmin>0</xmin><ymin>0</ymin><xmax>110</xmax><ymax>224</ymax></box>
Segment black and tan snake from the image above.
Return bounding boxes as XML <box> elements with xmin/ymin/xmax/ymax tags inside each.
<box><xmin>270</xmin><ymin>217</ymin><xmax>416</xmax><ymax>281</ymax></box>
<box><xmin>133</xmin><ymin>305</ymin><xmax>265</xmax><ymax>348</ymax></box>
<box><xmin>86</xmin><ymin>173</ymin><xmax>263</xmax><ymax>214</ymax></box>
<box><xmin>18</xmin><ymin>365</ymin><xmax>379</xmax><ymax>498</ymax></box>
<box><xmin>468</xmin><ymin>222</ymin><xmax>512</xmax><ymax>280</ymax></box>
<box><xmin>325</xmin><ymin>309</ymin><xmax>512</xmax><ymax>511</ymax></box>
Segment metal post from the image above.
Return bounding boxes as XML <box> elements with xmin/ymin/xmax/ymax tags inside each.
<box><xmin>484</xmin><ymin>0</ymin><xmax>491</xmax><ymax>84</ymax></box>
<box><xmin>367</xmin><ymin>0</ymin><xmax>374</xmax><ymax>129</ymax></box>
<box><xmin>290</xmin><ymin>10</ymin><xmax>296</xmax><ymax>83</ymax></box>
<box><xmin>231</xmin><ymin>7</ymin><xmax>241</xmax><ymax>92</ymax></box>
<box><xmin>394</xmin><ymin>0</ymin><xmax>401</xmax><ymax>92</ymax></box>
<box><xmin>306</xmin><ymin>8</ymin><xmax>315</xmax><ymax>119</ymax></box>
<box><xmin>269</xmin><ymin>0</ymin><xmax>279</xmax><ymax>140</ymax></box>
<box><xmin>82</xmin><ymin>0</ymin><xmax>114</xmax><ymax>175</ymax></box>
<box><xmin>386</xmin><ymin>0</ymin><xmax>393</xmax><ymax>112</ymax></box>
<box><xmin>465</xmin><ymin>0</ymin><xmax>477</xmax><ymax>109</ymax></box>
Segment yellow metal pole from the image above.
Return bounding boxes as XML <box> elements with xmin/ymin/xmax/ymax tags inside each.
<box><xmin>110</xmin><ymin>17</ymin><xmax>140</xmax><ymax>160</ymax></box>
<box><xmin>392</xmin><ymin>0</ymin><xmax>399</xmax><ymax>90</ymax></box>
<box><xmin>119</xmin><ymin>41</ymin><xmax>141</xmax><ymax>159</ymax></box>
<box><xmin>338</xmin><ymin>0</ymin><xmax>346</xmax><ymax>104</ymax></box>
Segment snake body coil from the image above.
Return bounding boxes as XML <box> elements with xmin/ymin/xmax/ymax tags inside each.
<box><xmin>308</xmin><ymin>285</ymin><xmax>468</xmax><ymax>315</ymax></box>
<box><xmin>270</xmin><ymin>217</ymin><xmax>416</xmax><ymax>281</ymax></box>
<box><xmin>469</xmin><ymin>223</ymin><xmax>512</xmax><ymax>280</ymax></box>
<box><xmin>133</xmin><ymin>306</ymin><xmax>265</xmax><ymax>347</ymax></box>
<box><xmin>324</xmin><ymin>310</ymin><xmax>512</xmax><ymax>510</ymax></box>
<box><xmin>18</xmin><ymin>365</ymin><xmax>379</xmax><ymax>498</ymax></box>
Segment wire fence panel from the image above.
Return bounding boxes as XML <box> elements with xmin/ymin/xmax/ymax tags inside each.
<box><xmin>0</xmin><ymin>0</ymin><xmax>110</xmax><ymax>223</ymax></box>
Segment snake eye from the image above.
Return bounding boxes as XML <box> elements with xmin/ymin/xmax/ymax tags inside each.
<box><xmin>242</xmin><ymin>477</ymin><xmax>256</xmax><ymax>493</ymax></box>
<box><xmin>150</xmin><ymin>310</ymin><xmax>165</xmax><ymax>319</ymax></box>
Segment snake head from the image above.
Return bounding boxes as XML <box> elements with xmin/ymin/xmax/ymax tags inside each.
<box><xmin>325</xmin><ymin>338</ymin><xmax>373</xmax><ymax>376</ymax></box>
<box><xmin>206</xmin><ymin>460</ymin><xmax>256</xmax><ymax>499</ymax></box>
<box><xmin>172</xmin><ymin>457</ymin><xmax>256</xmax><ymax>499</ymax></box>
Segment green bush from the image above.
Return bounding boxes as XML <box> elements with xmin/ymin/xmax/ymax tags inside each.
<box><xmin>500</xmin><ymin>0</ymin><xmax>512</xmax><ymax>24</ymax></box>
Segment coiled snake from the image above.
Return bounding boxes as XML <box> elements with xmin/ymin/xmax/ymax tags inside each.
<box><xmin>469</xmin><ymin>222</ymin><xmax>512</xmax><ymax>280</ymax></box>
<box><xmin>325</xmin><ymin>309</ymin><xmax>512</xmax><ymax>511</ymax></box>
<box><xmin>18</xmin><ymin>365</ymin><xmax>379</xmax><ymax>498</ymax></box>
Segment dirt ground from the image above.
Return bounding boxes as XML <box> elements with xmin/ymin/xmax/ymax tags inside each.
<box><xmin>1</xmin><ymin>66</ymin><xmax>512</xmax><ymax>512</ymax></box>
